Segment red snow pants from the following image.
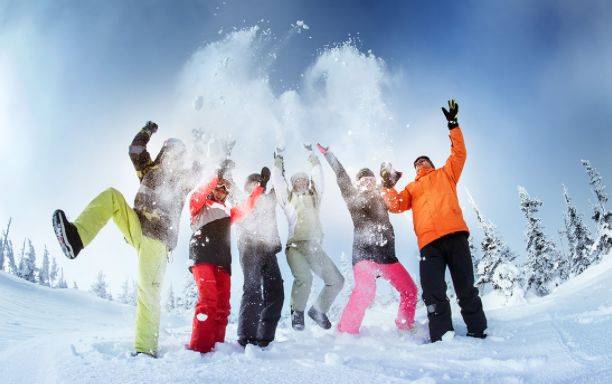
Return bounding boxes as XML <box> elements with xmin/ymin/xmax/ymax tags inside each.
<box><xmin>188</xmin><ymin>263</ymin><xmax>231</xmax><ymax>353</ymax></box>
<box><xmin>338</xmin><ymin>260</ymin><xmax>417</xmax><ymax>334</ymax></box>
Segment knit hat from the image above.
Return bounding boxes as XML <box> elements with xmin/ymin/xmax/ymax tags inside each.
<box><xmin>356</xmin><ymin>168</ymin><xmax>375</xmax><ymax>180</ymax></box>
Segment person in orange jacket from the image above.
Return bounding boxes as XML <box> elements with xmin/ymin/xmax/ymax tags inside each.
<box><xmin>381</xmin><ymin>100</ymin><xmax>487</xmax><ymax>342</ymax></box>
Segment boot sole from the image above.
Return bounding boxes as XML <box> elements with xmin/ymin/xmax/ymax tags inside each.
<box><xmin>52</xmin><ymin>210</ymin><xmax>76</xmax><ymax>259</ymax></box>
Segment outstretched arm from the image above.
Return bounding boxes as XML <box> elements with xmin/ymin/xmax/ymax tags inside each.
<box><xmin>307</xmin><ymin>147</ymin><xmax>325</xmax><ymax>199</ymax></box>
<box><xmin>129</xmin><ymin>121</ymin><xmax>157</xmax><ymax>180</ymax></box>
<box><xmin>442</xmin><ymin>127</ymin><xmax>467</xmax><ymax>183</ymax></box>
<box><xmin>189</xmin><ymin>177</ymin><xmax>218</xmax><ymax>221</ymax></box>
<box><xmin>271</xmin><ymin>153</ymin><xmax>290</xmax><ymax>208</ymax></box>
<box><xmin>381</xmin><ymin>185</ymin><xmax>412</xmax><ymax>213</ymax></box>
<box><xmin>441</xmin><ymin>99</ymin><xmax>467</xmax><ymax>183</ymax></box>
<box><xmin>230</xmin><ymin>185</ymin><xmax>264</xmax><ymax>224</ymax></box>
<box><xmin>318</xmin><ymin>144</ymin><xmax>355</xmax><ymax>202</ymax></box>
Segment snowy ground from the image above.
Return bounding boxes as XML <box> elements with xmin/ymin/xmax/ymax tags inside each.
<box><xmin>1</xmin><ymin>258</ymin><xmax>611</xmax><ymax>384</ymax></box>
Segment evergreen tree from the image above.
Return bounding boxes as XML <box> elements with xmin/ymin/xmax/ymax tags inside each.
<box><xmin>49</xmin><ymin>257</ymin><xmax>59</xmax><ymax>288</ymax></box>
<box><xmin>562</xmin><ymin>185</ymin><xmax>595</xmax><ymax>276</ymax></box>
<box><xmin>467</xmin><ymin>191</ymin><xmax>523</xmax><ymax>299</ymax></box>
<box><xmin>90</xmin><ymin>271</ymin><xmax>111</xmax><ymax>299</ymax></box>
<box><xmin>19</xmin><ymin>239</ymin><xmax>38</xmax><ymax>283</ymax></box>
<box><xmin>38</xmin><ymin>246</ymin><xmax>51</xmax><ymax>286</ymax></box>
<box><xmin>0</xmin><ymin>219</ymin><xmax>9</xmax><ymax>271</ymax></box>
<box><xmin>4</xmin><ymin>238</ymin><xmax>17</xmax><ymax>275</ymax></box>
<box><xmin>519</xmin><ymin>186</ymin><xmax>564</xmax><ymax>296</ymax></box>
<box><xmin>72</xmin><ymin>281</ymin><xmax>79</xmax><ymax>290</ymax></box>
<box><xmin>165</xmin><ymin>284</ymin><xmax>177</xmax><ymax>312</ymax></box>
<box><xmin>581</xmin><ymin>160</ymin><xmax>612</xmax><ymax>262</ymax></box>
<box><xmin>180</xmin><ymin>274</ymin><xmax>198</xmax><ymax>310</ymax></box>
<box><xmin>117</xmin><ymin>278</ymin><xmax>137</xmax><ymax>306</ymax></box>
<box><xmin>57</xmin><ymin>268</ymin><xmax>68</xmax><ymax>288</ymax></box>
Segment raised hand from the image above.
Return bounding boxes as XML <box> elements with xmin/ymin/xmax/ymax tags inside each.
<box><xmin>441</xmin><ymin>99</ymin><xmax>459</xmax><ymax>129</ymax></box>
<box><xmin>303</xmin><ymin>143</ymin><xmax>313</xmax><ymax>152</ymax></box>
<box><xmin>260</xmin><ymin>166</ymin><xmax>271</xmax><ymax>189</ymax></box>
<box><xmin>143</xmin><ymin>121</ymin><xmax>158</xmax><ymax>134</ymax></box>
<box><xmin>380</xmin><ymin>162</ymin><xmax>403</xmax><ymax>188</ymax></box>
<box><xmin>316</xmin><ymin>143</ymin><xmax>329</xmax><ymax>154</ymax></box>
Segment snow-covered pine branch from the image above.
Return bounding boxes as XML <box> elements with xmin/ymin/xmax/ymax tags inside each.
<box><xmin>581</xmin><ymin>159</ymin><xmax>611</xmax><ymax>263</ymax></box>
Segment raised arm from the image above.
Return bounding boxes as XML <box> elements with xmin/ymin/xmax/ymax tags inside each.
<box><xmin>189</xmin><ymin>177</ymin><xmax>218</xmax><ymax>221</ymax></box>
<box><xmin>129</xmin><ymin>121</ymin><xmax>157</xmax><ymax>180</ymax></box>
<box><xmin>307</xmin><ymin>149</ymin><xmax>325</xmax><ymax>200</ymax></box>
<box><xmin>318</xmin><ymin>144</ymin><xmax>355</xmax><ymax>202</ymax></box>
<box><xmin>442</xmin><ymin>127</ymin><xmax>467</xmax><ymax>184</ymax></box>
<box><xmin>381</xmin><ymin>185</ymin><xmax>412</xmax><ymax>213</ymax></box>
<box><xmin>230</xmin><ymin>185</ymin><xmax>264</xmax><ymax>224</ymax></box>
<box><xmin>271</xmin><ymin>152</ymin><xmax>290</xmax><ymax>208</ymax></box>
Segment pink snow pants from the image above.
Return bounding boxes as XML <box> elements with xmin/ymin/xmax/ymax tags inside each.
<box><xmin>338</xmin><ymin>260</ymin><xmax>417</xmax><ymax>334</ymax></box>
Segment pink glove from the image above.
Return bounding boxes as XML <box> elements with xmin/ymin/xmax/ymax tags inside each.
<box><xmin>316</xmin><ymin>143</ymin><xmax>329</xmax><ymax>154</ymax></box>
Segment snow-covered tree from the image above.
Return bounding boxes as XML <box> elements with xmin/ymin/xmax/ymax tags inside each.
<box><xmin>90</xmin><ymin>270</ymin><xmax>112</xmax><ymax>300</ymax></box>
<box><xmin>56</xmin><ymin>268</ymin><xmax>68</xmax><ymax>288</ymax></box>
<box><xmin>38</xmin><ymin>246</ymin><xmax>51</xmax><ymax>286</ymax></box>
<box><xmin>581</xmin><ymin>160</ymin><xmax>611</xmax><ymax>262</ymax></box>
<box><xmin>467</xmin><ymin>191</ymin><xmax>523</xmax><ymax>300</ymax></box>
<box><xmin>49</xmin><ymin>256</ymin><xmax>59</xmax><ymax>287</ymax></box>
<box><xmin>4</xmin><ymin>238</ymin><xmax>17</xmax><ymax>275</ymax></box>
<box><xmin>165</xmin><ymin>284</ymin><xmax>177</xmax><ymax>312</ymax></box>
<box><xmin>519</xmin><ymin>186</ymin><xmax>564</xmax><ymax>296</ymax></box>
<box><xmin>72</xmin><ymin>281</ymin><xmax>79</xmax><ymax>290</ymax></box>
<box><xmin>179</xmin><ymin>274</ymin><xmax>198</xmax><ymax>310</ymax></box>
<box><xmin>117</xmin><ymin>278</ymin><xmax>136</xmax><ymax>306</ymax></box>
<box><xmin>18</xmin><ymin>239</ymin><xmax>38</xmax><ymax>283</ymax></box>
<box><xmin>562</xmin><ymin>185</ymin><xmax>595</xmax><ymax>276</ymax></box>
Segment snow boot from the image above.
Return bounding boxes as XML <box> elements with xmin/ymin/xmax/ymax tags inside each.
<box><xmin>130</xmin><ymin>351</ymin><xmax>158</xmax><ymax>359</ymax></box>
<box><xmin>257</xmin><ymin>339</ymin><xmax>272</xmax><ymax>348</ymax></box>
<box><xmin>291</xmin><ymin>309</ymin><xmax>305</xmax><ymax>331</ymax></box>
<box><xmin>52</xmin><ymin>210</ymin><xmax>83</xmax><ymax>259</ymax></box>
<box><xmin>308</xmin><ymin>306</ymin><xmax>332</xmax><ymax>330</ymax></box>
<box><xmin>238</xmin><ymin>338</ymin><xmax>257</xmax><ymax>347</ymax></box>
<box><xmin>466</xmin><ymin>331</ymin><xmax>487</xmax><ymax>339</ymax></box>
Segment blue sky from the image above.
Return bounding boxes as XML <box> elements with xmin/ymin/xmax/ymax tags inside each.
<box><xmin>1</xmin><ymin>0</ymin><xmax>610</xmax><ymax>295</ymax></box>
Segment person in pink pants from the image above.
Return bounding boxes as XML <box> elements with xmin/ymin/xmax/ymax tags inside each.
<box><xmin>317</xmin><ymin>143</ymin><xmax>418</xmax><ymax>334</ymax></box>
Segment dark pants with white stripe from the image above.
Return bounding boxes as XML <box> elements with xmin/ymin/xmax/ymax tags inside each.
<box><xmin>238</xmin><ymin>241</ymin><xmax>284</xmax><ymax>344</ymax></box>
<box><xmin>420</xmin><ymin>232</ymin><xmax>487</xmax><ymax>342</ymax></box>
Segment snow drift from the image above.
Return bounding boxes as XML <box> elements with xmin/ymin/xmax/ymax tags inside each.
<box><xmin>1</xmin><ymin>254</ymin><xmax>610</xmax><ymax>383</ymax></box>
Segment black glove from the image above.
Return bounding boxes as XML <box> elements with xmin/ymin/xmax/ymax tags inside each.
<box><xmin>260</xmin><ymin>167</ymin><xmax>271</xmax><ymax>190</ymax></box>
<box><xmin>441</xmin><ymin>99</ymin><xmax>459</xmax><ymax>129</ymax></box>
<box><xmin>143</xmin><ymin>121</ymin><xmax>158</xmax><ymax>134</ymax></box>
<box><xmin>380</xmin><ymin>162</ymin><xmax>402</xmax><ymax>188</ymax></box>
<box><xmin>217</xmin><ymin>159</ymin><xmax>235</xmax><ymax>179</ymax></box>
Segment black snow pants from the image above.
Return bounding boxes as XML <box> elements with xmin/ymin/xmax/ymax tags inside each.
<box><xmin>419</xmin><ymin>232</ymin><xmax>487</xmax><ymax>342</ymax></box>
<box><xmin>237</xmin><ymin>240</ymin><xmax>284</xmax><ymax>344</ymax></box>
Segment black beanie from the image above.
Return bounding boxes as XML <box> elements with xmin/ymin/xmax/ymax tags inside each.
<box><xmin>414</xmin><ymin>155</ymin><xmax>434</xmax><ymax>168</ymax></box>
<box><xmin>356</xmin><ymin>168</ymin><xmax>375</xmax><ymax>180</ymax></box>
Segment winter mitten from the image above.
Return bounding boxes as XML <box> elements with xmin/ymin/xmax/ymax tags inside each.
<box><xmin>260</xmin><ymin>167</ymin><xmax>271</xmax><ymax>189</ymax></box>
<box><xmin>380</xmin><ymin>162</ymin><xmax>402</xmax><ymax>188</ymax></box>
<box><xmin>143</xmin><ymin>121</ymin><xmax>158</xmax><ymax>135</ymax></box>
<box><xmin>441</xmin><ymin>99</ymin><xmax>459</xmax><ymax>129</ymax></box>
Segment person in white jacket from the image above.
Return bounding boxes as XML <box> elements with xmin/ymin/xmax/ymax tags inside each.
<box><xmin>271</xmin><ymin>145</ymin><xmax>344</xmax><ymax>331</ymax></box>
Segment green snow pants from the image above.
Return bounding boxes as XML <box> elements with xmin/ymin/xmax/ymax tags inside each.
<box><xmin>286</xmin><ymin>240</ymin><xmax>344</xmax><ymax>313</ymax></box>
<box><xmin>73</xmin><ymin>187</ymin><xmax>168</xmax><ymax>355</ymax></box>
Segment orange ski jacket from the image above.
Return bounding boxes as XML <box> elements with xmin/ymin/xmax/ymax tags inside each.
<box><xmin>382</xmin><ymin>127</ymin><xmax>469</xmax><ymax>250</ymax></box>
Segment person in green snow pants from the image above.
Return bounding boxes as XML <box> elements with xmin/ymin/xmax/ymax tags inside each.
<box><xmin>52</xmin><ymin>121</ymin><xmax>201</xmax><ymax>357</ymax></box>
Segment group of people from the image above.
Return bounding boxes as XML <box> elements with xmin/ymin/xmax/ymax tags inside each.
<box><xmin>52</xmin><ymin>99</ymin><xmax>487</xmax><ymax>358</ymax></box>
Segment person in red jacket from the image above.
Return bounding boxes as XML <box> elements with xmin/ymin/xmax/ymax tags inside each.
<box><xmin>381</xmin><ymin>100</ymin><xmax>487</xmax><ymax>342</ymax></box>
<box><xmin>187</xmin><ymin>161</ymin><xmax>265</xmax><ymax>353</ymax></box>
